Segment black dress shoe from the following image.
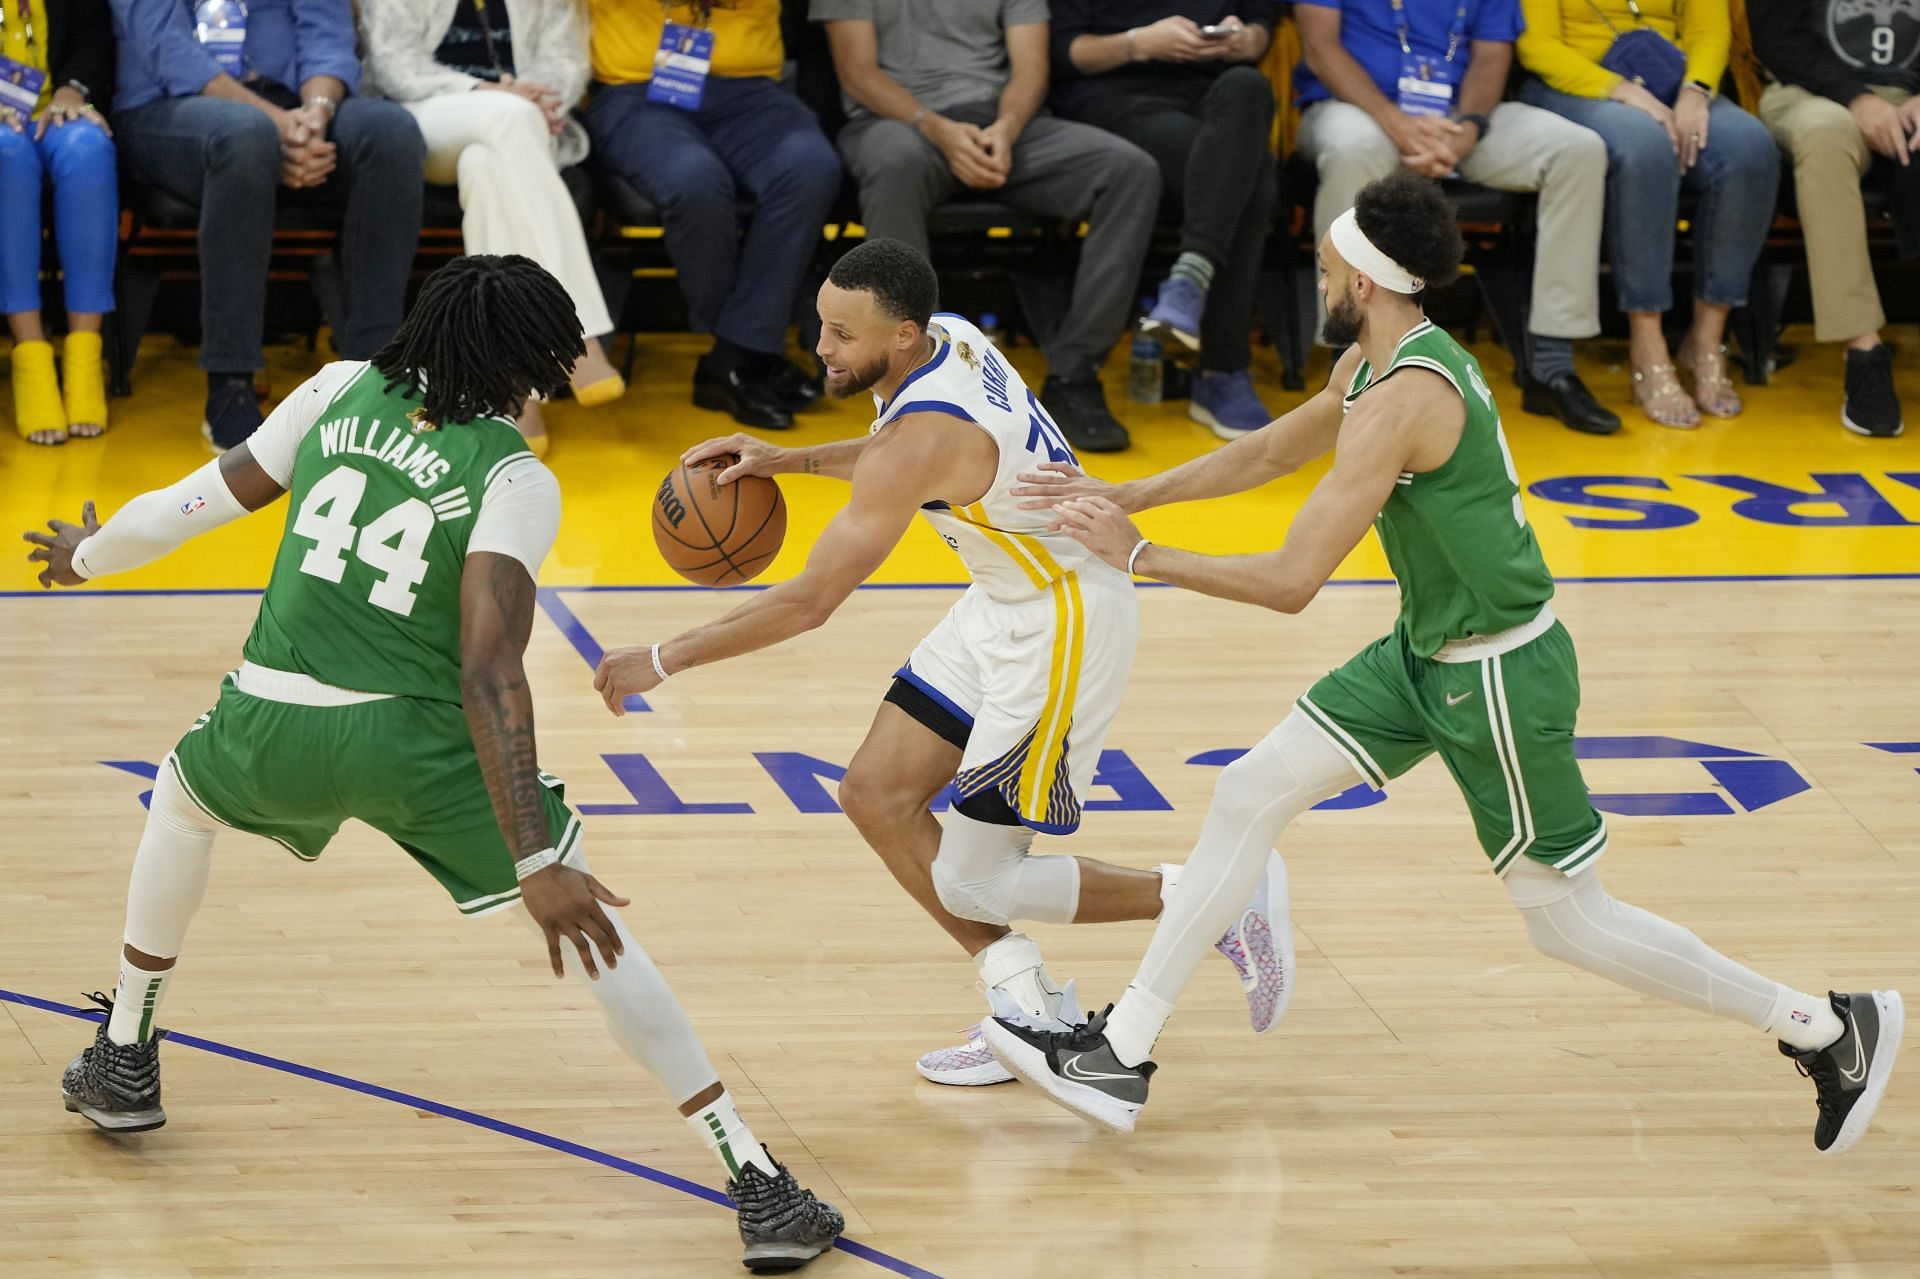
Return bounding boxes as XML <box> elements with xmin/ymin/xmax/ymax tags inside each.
<box><xmin>694</xmin><ymin>357</ymin><xmax>794</xmax><ymax>431</ymax></box>
<box><xmin>1040</xmin><ymin>375</ymin><xmax>1130</xmax><ymax>453</ymax></box>
<box><xmin>1521</xmin><ymin>372</ymin><xmax>1620</xmax><ymax>436</ymax></box>
<box><xmin>763</xmin><ymin>358</ymin><xmax>824</xmax><ymax>413</ymax></box>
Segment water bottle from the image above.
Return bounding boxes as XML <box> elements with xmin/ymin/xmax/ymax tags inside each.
<box><xmin>194</xmin><ymin>0</ymin><xmax>249</xmax><ymax>78</ymax></box>
<box><xmin>1128</xmin><ymin>298</ymin><xmax>1163</xmax><ymax>404</ymax></box>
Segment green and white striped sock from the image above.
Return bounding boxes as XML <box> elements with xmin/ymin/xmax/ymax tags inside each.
<box><xmin>1169</xmin><ymin>251</ymin><xmax>1217</xmax><ymax>294</ymax></box>
<box><xmin>688</xmin><ymin>1090</ymin><xmax>777</xmax><ymax>1178</ymax></box>
<box><xmin>107</xmin><ymin>955</ymin><xmax>174</xmax><ymax>1046</ymax></box>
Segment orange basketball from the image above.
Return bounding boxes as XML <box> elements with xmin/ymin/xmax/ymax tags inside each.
<box><xmin>652</xmin><ymin>457</ymin><xmax>787</xmax><ymax>586</ymax></box>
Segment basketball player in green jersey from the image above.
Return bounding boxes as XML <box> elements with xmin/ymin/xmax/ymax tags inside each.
<box><xmin>23</xmin><ymin>257</ymin><xmax>843</xmax><ymax>1272</ymax></box>
<box><xmin>987</xmin><ymin>173</ymin><xmax>1903</xmax><ymax>1152</ymax></box>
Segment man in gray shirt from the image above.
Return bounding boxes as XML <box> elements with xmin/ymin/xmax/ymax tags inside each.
<box><xmin>814</xmin><ymin>0</ymin><xmax>1161</xmax><ymax>452</ymax></box>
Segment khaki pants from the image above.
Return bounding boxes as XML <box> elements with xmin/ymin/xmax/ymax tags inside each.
<box><xmin>1757</xmin><ymin>82</ymin><xmax>1907</xmax><ymax>343</ymax></box>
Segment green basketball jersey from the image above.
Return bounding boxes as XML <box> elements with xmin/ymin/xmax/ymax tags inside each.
<box><xmin>1343</xmin><ymin>321</ymin><xmax>1555</xmax><ymax>658</ymax></box>
<box><xmin>243</xmin><ymin>364</ymin><xmax>536</xmax><ymax>702</ymax></box>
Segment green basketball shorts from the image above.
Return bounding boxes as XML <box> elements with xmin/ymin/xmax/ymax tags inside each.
<box><xmin>1295</xmin><ymin>618</ymin><xmax>1608</xmax><ymax>876</ymax></box>
<box><xmin>169</xmin><ymin>672</ymin><xmax>581</xmax><ymax>915</ymax></box>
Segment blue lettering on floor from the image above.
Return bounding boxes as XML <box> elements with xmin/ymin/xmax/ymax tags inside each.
<box><xmin>1528</xmin><ymin>472</ymin><xmax>1920</xmax><ymax>529</ymax></box>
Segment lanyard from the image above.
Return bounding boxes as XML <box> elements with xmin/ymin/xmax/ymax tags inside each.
<box><xmin>0</xmin><ymin>0</ymin><xmax>36</xmax><ymax>51</ymax></box>
<box><xmin>1389</xmin><ymin>0</ymin><xmax>1470</xmax><ymax>64</ymax></box>
<box><xmin>472</xmin><ymin>0</ymin><xmax>504</xmax><ymax>73</ymax></box>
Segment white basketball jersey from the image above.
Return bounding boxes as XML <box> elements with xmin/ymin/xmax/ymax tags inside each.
<box><xmin>870</xmin><ymin>313</ymin><xmax>1114</xmax><ymax>602</ymax></box>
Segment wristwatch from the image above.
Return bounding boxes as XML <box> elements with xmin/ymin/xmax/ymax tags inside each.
<box><xmin>63</xmin><ymin>78</ymin><xmax>93</xmax><ymax>102</ymax></box>
<box><xmin>1456</xmin><ymin>111</ymin><xmax>1490</xmax><ymax>135</ymax></box>
<box><xmin>1684</xmin><ymin>78</ymin><xmax>1714</xmax><ymax>98</ymax></box>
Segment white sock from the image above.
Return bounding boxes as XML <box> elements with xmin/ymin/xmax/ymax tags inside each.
<box><xmin>975</xmin><ymin>931</ymin><xmax>1066</xmax><ymax>1022</ymax></box>
<box><xmin>1104</xmin><ymin>983</ymin><xmax>1175</xmax><ymax>1067</ymax></box>
<box><xmin>1765</xmin><ymin>986</ymin><xmax>1846</xmax><ymax>1052</ymax></box>
<box><xmin>687</xmin><ymin>1090</ymin><xmax>777</xmax><ymax>1177</ymax></box>
<box><xmin>107</xmin><ymin>956</ymin><xmax>174</xmax><ymax>1046</ymax></box>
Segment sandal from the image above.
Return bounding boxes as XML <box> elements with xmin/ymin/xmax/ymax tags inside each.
<box><xmin>62</xmin><ymin>331</ymin><xmax>109</xmax><ymax>439</ymax></box>
<box><xmin>1631</xmin><ymin>362</ymin><xmax>1700</xmax><ymax>429</ymax></box>
<box><xmin>1678</xmin><ymin>343</ymin><xmax>1743</xmax><ymax>418</ymax></box>
<box><xmin>11</xmin><ymin>340</ymin><xmax>68</xmax><ymax>445</ymax></box>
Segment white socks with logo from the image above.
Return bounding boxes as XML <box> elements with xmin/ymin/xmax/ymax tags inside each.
<box><xmin>687</xmin><ymin>1090</ymin><xmax>778</xmax><ymax>1178</ymax></box>
<box><xmin>1765</xmin><ymin>986</ymin><xmax>1846</xmax><ymax>1052</ymax></box>
<box><xmin>107</xmin><ymin>956</ymin><xmax>174</xmax><ymax>1047</ymax></box>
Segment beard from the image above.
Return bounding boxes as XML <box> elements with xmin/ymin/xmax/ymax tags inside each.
<box><xmin>1322</xmin><ymin>290</ymin><xmax>1364</xmax><ymax>348</ymax></box>
<box><xmin>826</xmin><ymin>351</ymin><xmax>894</xmax><ymax>399</ymax></box>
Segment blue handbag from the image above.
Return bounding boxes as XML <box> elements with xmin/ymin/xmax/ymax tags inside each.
<box><xmin>1588</xmin><ymin>0</ymin><xmax>1688</xmax><ymax>104</ymax></box>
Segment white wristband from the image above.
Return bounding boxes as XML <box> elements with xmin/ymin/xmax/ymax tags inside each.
<box><xmin>1126</xmin><ymin>538</ymin><xmax>1152</xmax><ymax>576</ymax></box>
<box><xmin>514</xmin><ymin>847</ymin><xmax>561</xmax><ymax>881</ymax></box>
<box><xmin>650</xmin><ymin>642</ymin><xmax>671</xmax><ymax>682</ymax></box>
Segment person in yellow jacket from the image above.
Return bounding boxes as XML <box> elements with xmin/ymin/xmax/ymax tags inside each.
<box><xmin>584</xmin><ymin>0</ymin><xmax>840</xmax><ymax>431</ymax></box>
<box><xmin>1516</xmin><ymin>0</ymin><xmax>1778</xmax><ymax>429</ymax></box>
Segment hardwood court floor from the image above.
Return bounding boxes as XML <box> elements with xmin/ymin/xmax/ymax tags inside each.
<box><xmin>3</xmin><ymin>333</ymin><xmax>1919</xmax><ymax>1277</ymax></box>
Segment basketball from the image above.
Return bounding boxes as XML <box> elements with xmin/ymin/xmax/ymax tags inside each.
<box><xmin>652</xmin><ymin>457</ymin><xmax>787</xmax><ymax>586</ymax></box>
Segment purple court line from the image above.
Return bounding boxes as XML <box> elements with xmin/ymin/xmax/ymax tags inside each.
<box><xmin>535</xmin><ymin>586</ymin><xmax>650</xmax><ymax>713</ymax></box>
<box><xmin>2</xmin><ymin>988</ymin><xmax>942</xmax><ymax>1279</ymax></box>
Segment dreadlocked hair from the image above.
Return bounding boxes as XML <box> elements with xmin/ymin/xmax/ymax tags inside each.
<box><xmin>371</xmin><ymin>254</ymin><xmax>585</xmax><ymax>427</ymax></box>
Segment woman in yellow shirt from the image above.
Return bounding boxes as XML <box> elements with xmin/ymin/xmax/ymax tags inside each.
<box><xmin>1516</xmin><ymin>0</ymin><xmax>1778</xmax><ymax>428</ymax></box>
<box><xmin>2</xmin><ymin>0</ymin><xmax>118</xmax><ymax>445</ymax></box>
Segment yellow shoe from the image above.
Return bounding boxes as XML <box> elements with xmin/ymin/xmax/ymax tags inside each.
<box><xmin>11</xmin><ymin>340</ymin><xmax>68</xmax><ymax>445</ymax></box>
<box><xmin>62</xmin><ymin>331</ymin><xmax>109</xmax><ymax>438</ymax></box>
<box><xmin>572</xmin><ymin>372</ymin><xmax>626</xmax><ymax>408</ymax></box>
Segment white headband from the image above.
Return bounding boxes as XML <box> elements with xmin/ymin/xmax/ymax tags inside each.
<box><xmin>1329</xmin><ymin>207</ymin><xmax>1425</xmax><ymax>295</ymax></box>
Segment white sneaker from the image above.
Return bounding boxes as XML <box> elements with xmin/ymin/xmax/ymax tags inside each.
<box><xmin>915</xmin><ymin>980</ymin><xmax>1084</xmax><ymax>1087</ymax></box>
<box><xmin>1215</xmin><ymin>851</ymin><xmax>1294</xmax><ymax>1034</ymax></box>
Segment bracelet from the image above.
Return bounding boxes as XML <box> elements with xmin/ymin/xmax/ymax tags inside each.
<box><xmin>650</xmin><ymin>642</ymin><xmax>671</xmax><ymax>682</ymax></box>
<box><xmin>1126</xmin><ymin>538</ymin><xmax>1152</xmax><ymax>576</ymax></box>
<box><xmin>514</xmin><ymin>847</ymin><xmax>560</xmax><ymax>881</ymax></box>
<box><xmin>910</xmin><ymin>105</ymin><xmax>930</xmax><ymax>128</ymax></box>
<box><xmin>1125</xmin><ymin>28</ymin><xmax>1140</xmax><ymax>62</ymax></box>
<box><xmin>304</xmin><ymin>94</ymin><xmax>339</xmax><ymax>117</ymax></box>
<box><xmin>1683</xmin><ymin>80</ymin><xmax>1713</xmax><ymax>99</ymax></box>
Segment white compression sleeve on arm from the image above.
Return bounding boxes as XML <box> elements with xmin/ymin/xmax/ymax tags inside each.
<box><xmin>72</xmin><ymin>458</ymin><xmax>248</xmax><ymax>580</ymax></box>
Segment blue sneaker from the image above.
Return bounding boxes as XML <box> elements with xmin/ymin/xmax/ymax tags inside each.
<box><xmin>1141</xmin><ymin>276</ymin><xmax>1206</xmax><ymax>352</ymax></box>
<box><xmin>1188</xmin><ymin>369</ymin><xmax>1272</xmax><ymax>440</ymax></box>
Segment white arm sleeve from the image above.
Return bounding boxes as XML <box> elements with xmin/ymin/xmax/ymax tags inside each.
<box><xmin>71</xmin><ymin>361</ymin><xmax>370</xmax><ymax>580</ymax></box>
<box><xmin>467</xmin><ymin>459</ymin><xmax>562</xmax><ymax>580</ymax></box>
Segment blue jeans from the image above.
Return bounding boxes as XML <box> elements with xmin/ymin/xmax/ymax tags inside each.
<box><xmin>1518</xmin><ymin>80</ymin><xmax>1779</xmax><ymax>313</ymax></box>
<box><xmin>114</xmin><ymin>95</ymin><xmax>425</xmax><ymax>372</ymax></box>
<box><xmin>586</xmin><ymin>77</ymin><xmax>840</xmax><ymax>356</ymax></box>
<box><xmin>0</xmin><ymin>118</ymin><xmax>118</xmax><ymax>316</ymax></box>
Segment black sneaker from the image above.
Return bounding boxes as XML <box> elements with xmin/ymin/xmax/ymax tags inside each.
<box><xmin>980</xmin><ymin>1005</ymin><xmax>1154</xmax><ymax>1133</ymax></box>
<box><xmin>694</xmin><ymin>356</ymin><xmax>795</xmax><ymax>431</ymax></box>
<box><xmin>761</xmin><ymin>357</ymin><xmax>824</xmax><ymax>414</ymax></box>
<box><xmin>61</xmin><ymin>993</ymin><xmax>166</xmax><ymax>1133</ymax></box>
<box><xmin>1842</xmin><ymin>345</ymin><xmax>1903</xmax><ymax>437</ymax></box>
<box><xmin>1779</xmin><ymin>989</ymin><xmax>1903</xmax><ymax>1156</ymax></box>
<box><xmin>1039</xmin><ymin>375</ymin><xmax>1129</xmax><ymax>453</ymax></box>
<box><xmin>728</xmin><ymin>1148</ymin><xmax>845</xmax><ymax>1273</ymax></box>
<box><xmin>202</xmin><ymin>375</ymin><xmax>264</xmax><ymax>452</ymax></box>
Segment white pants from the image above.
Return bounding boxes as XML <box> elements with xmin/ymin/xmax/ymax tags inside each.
<box><xmin>406</xmin><ymin>91</ymin><xmax>613</xmax><ymax>338</ymax></box>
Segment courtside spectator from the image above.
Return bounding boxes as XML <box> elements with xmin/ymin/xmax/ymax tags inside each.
<box><xmin>1049</xmin><ymin>1</ymin><xmax>1278</xmax><ymax>440</ymax></box>
<box><xmin>1750</xmin><ymin>0</ymin><xmax>1912</xmax><ymax>437</ymax></box>
<box><xmin>3</xmin><ymin>0</ymin><xmax>116</xmax><ymax>445</ymax></box>
<box><xmin>110</xmin><ymin>0</ymin><xmax>425</xmax><ymax>449</ymax></box>
<box><xmin>1519</xmin><ymin>0</ymin><xmax>1777</xmax><ymax>428</ymax></box>
<box><xmin>586</xmin><ymin>0</ymin><xmax>839</xmax><ymax>431</ymax></box>
<box><xmin>1295</xmin><ymin>0</ymin><xmax>1619</xmax><ymax>435</ymax></box>
<box><xmin>360</xmin><ymin>0</ymin><xmax>626</xmax><ymax>455</ymax></box>
<box><xmin>816</xmin><ymin>0</ymin><xmax>1160</xmax><ymax>452</ymax></box>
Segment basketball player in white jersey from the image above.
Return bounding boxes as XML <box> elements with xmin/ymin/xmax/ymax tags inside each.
<box><xmin>595</xmin><ymin>239</ymin><xmax>1290</xmax><ymax>1082</ymax></box>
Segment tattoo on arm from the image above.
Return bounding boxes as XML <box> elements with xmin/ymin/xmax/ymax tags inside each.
<box><xmin>462</xmin><ymin>554</ymin><xmax>550</xmax><ymax>861</ymax></box>
<box><xmin>804</xmin><ymin>455</ymin><xmax>822</xmax><ymax>475</ymax></box>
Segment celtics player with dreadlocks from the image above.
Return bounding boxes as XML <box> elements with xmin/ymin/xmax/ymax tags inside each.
<box><xmin>23</xmin><ymin>256</ymin><xmax>843</xmax><ymax>1272</ymax></box>
<box><xmin>991</xmin><ymin>174</ymin><xmax>1903</xmax><ymax>1153</ymax></box>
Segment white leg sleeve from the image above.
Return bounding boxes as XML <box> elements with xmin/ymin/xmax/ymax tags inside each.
<box><xmin>122</xmin><ymin>757</ymin><xmax>220</xmax><ymax>958</ymax></box>
<box><xmin>1123</xmin><ymin>712</ymin><xmax>1358</xmax><ymax>1011</ymax></box>
<box><xmin>516</xmin><ymin>848</ymin><xmax>721</xmax><ymax>1107</ymax></box>
<box><xmin>1505</xmin><ymin>859</ymin><xmax>1782</xmax><ymax>1030</ymax></box>
<box><xmin>930</xmin><ymin>811</ymin><xmax>1081</xmax><ymax>926</ymax></box>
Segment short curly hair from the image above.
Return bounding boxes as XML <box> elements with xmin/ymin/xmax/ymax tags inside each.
<box><xmin>828</xmin><ymin>237</ymin><xmax>939</xmax><ymax>331</ymax></box>
<box><xmin>1353</xmin><ymin>172</ymin><xmax>1464</xmax><ymax>298</ymax></box>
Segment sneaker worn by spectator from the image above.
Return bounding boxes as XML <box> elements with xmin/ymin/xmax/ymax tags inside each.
<box><xmin>202</xmin><ymin>375</ymin><xmax>264</xmax><ymax>452</ymax></box>
<box><xmin>1141</xmin><ymin>275</ymin><xmax>1207</xmax><ymax>353</ymax></box>
<box><xmin>1040</xmin><ymin>375</ymin><xmax>1129</xmax><ymax>453</ymax></box>
<box><xmin>1189</xmin><ymin>368</ymin><xmax>1272</xmax><ymax>440</ymax></box>
<box><xmin>1842</xmin><ymin>345</ymin><xmax>1903</xmax><ymax>437</ymax></box>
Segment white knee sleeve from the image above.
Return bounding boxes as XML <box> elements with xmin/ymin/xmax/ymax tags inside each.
<box><xmin>931</xmin><ymin>811</ymin><xmax>1081</xmax><ymax>926</ymax></box>
<box><xmin>122</xmin><ymin>757</ymin><xmax>220</xmax><ymax>958</ymax></box>
<box><xmin>515</xmin><ymin>846</ymin><xmax>721</xmax><ymax>1106</ymax></box>
<box><xmin>1506</xmin><ymin>859</ymin><xmax>1779</xmax><ymax>1030</ymax></box>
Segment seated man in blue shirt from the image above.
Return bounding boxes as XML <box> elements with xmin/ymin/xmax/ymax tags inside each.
<box><xmin>1294</xmin><ymin>0</ymin><xmax>1616</xmax><ymax>435</ymax></box>
<box><xmin>110</xmin><ymin>0</ymin><xmax>426</xmax><ymax>447</ymax></box>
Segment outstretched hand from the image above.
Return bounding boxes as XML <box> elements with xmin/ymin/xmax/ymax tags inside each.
<box><xmin>1050</xmin><ymin>496</ymin><xmax>1145</xmax><ymax>572</ymax></box>
<box><xmin>1011</xmin><ymin>461</ymin><xmax>1125</xmax><ymax>512</ymax></box>
<box><xmin>595</xmin><ymin>644</ymin><xmax>663</xmax><ymax>714</ymax></box>
<box><xmin>23</xmin><ymin>500</ymin><xmax>100</xmax><ymax>588</ymax></box>
<box><xmin>519</xmin><ymin>863</ymin><xmax>630</xmax><ymax>978</ymax></box>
